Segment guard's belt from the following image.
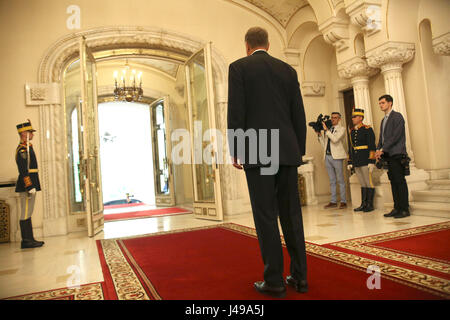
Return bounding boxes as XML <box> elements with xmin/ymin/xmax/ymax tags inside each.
<box><xmin>29</xmin><ymin>169</ymin><xmax>39</xmax><ymax>173</ymax></box>
<box><xmin>353</xmin><ymin>145</ymin><xmax>368</xmax><ymax>150</ymax></box>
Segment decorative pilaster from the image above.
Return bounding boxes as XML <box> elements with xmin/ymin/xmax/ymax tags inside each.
<box><xmin>298</xmin><ymin>156</ymin><xmax>318</xmax><ymax>205</ymax></box>
<box><xmin>346</xmin><ymin>0</ymin><xmax>382</xmax><ymax>37</ymax></box>
<box><xmin>338</xmin><ymin>56</ymin><xmax>377</xmax><ymax>125</ymax></box>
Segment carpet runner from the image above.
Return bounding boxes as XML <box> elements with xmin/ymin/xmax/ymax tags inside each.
<box><xmin>103</xmin><ymin>207</ymin><xmax>192</xmax><ymax>222</ymax></box>
<box><xmin>322</xmin><ymin>221</ymin><xmax>450</xmax><ymax>281</ymax></box>
<box><xmin>5</xmin><ymin>223</ymin><xmax>449</xmax><ymax>300</ymax></box>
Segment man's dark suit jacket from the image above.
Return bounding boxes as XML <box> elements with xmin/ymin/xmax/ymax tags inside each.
<box><xmin>227</xmin><ymin>50</ymin><xmax>306</xmax><ymax>169</ymax></box>
<box><xmin>377</xmin><ymin>110</ymin><xmax>407</xmax><ymax>156</ymax></box>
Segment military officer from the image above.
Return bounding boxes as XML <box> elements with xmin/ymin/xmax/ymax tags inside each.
<box><xmin>15</xmin><ymin>120</ymin><xmax>44</xmax><ymax>249</ymax></box>
<box><xmin>347</xmin><ymin>109</ymin><xmax>377</xmax><ymax>212</ymax></box>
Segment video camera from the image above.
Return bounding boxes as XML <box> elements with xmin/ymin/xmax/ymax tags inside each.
<box><xmin>308</xmin><ymin>114</ymin><xmax>332</xmax><ymax>132</ymax></box>
<box><xmin>376</xmin><ymin>154</ymin><xmax>411</xmax><ymax>176</ymax></box>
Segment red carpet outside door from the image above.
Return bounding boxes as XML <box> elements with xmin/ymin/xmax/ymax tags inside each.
<box><xmin>93</xmin><ymin>224</ymin><xmax>448</xmax><ymax>300</ymax></box>
<box><xmin>103</xmin><ymin>206</ymin><xmax>192</xmax><ymax>222</ymax></box>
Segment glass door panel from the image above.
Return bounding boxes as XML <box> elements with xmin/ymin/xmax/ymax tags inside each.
<box><xmin>185</xmin><ymin>43</ymin><xmax>223</xmax><ymax>220</ymax></box>
<box><xmin>150</xmin><ymin>97</ymin><xmax>175</xmax><ymax>206</ymax></box>
<box><xmin>80</xmin><ymin>36</ymin><xmax>104</xmax><ymax>237</ymax></box>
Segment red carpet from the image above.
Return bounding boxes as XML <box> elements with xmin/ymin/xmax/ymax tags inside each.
<box><xmin>104</xmin><ymin>207</ymin><xmax>191</xmax><ymax>222</ymax></box>
<box><xmin>95</xmin><ymin>224</ymin><xmax>448</xmax><ymax>300</ymax></box>
<box><xmin>323</xmin><ymin>222</ymin><xmax>450</xmax><ymax>280</ymax></box>
<box><xmin>371</xmin><ymin>228</ymin><xmax>450</xmax><ymax>262</ymax></box>
<box><xmin>104</xmin><ymin>203</ymin><xmax>145</xmax><ymax>209</ymax></box>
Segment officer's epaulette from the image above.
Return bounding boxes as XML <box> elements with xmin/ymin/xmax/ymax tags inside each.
<box><xmin>16</xmin><ymin>144</ymin><xmax>27</xmax><ymax>157</ymax></box>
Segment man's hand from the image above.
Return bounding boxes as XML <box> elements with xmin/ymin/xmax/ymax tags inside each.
<box><xmin>322</xmin><ymin>121</ymin><xmax>328</xmax><ymax>131</ymax></box>
<box><xmin>368</xmin><ymin>163</ymin><xmax>375</xmax><ymax>173</ymax></box>
<box><xmin>231</xmin><ymin>157</ymin><xmax>243</xmax><ymax>170</ymax></box>
<box><xmin>347</xmin><ymin>164</ymin><xmax>353</xmax><ymax>171</ymax></box>
<box><xmin>375</xmin><ymin>149</ymin><xmax>384</xmax><ymax>160</ymax></box>
<box><xmin>28</xmin><ymin>188</ymin><xmax>36</xmax><ymax>194</ymax></box>
<box><xmin>317</xmin><ymin>131</ymin><xmax>322</xmax><ymax>137</ymax></box>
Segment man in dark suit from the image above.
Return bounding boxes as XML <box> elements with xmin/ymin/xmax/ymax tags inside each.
<box><xmin>227</xmin><ymin>27</ymin><xmax>307</xmax><ymax>298</ymax></box>
<box><xmin>375</xmin><ymin>94</ymin><xmax>410</xmax><ymax>219</ymax></box>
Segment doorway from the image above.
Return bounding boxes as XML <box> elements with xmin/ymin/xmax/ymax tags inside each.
<box><xmin>62</xmin><ymin>38</ymin><xmax>225</xmax><ymax>236</ymax></box>
<box><xmin>98</xmin><ymin>101</ymin><xmax>155</xmax><ymax>206</ymax></box>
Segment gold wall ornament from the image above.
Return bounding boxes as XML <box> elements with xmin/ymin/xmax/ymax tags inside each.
<box><xmin>0</xmin><ymin>200</ymin><xmax>10</xmax><ymax>243</ymax></box>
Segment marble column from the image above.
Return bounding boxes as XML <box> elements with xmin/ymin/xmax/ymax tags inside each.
<box><xmin>366</xmin><ymin>42</ymin><xmax>416</xmax><ymax>163</ymax></box>
<box><xmin>366</xmin><ymin>41</ymin><xmax>429</xmax><ymax>208</ymax></box>
<box><xmin>338</xmin><ymin>56</ymin><xmax>377</xmax><ymax>125</ymax></box>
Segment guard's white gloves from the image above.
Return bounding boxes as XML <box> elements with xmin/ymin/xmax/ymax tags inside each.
<box><xmin>28</xmin><ymin>188</ymin><xmax>36</xmax><ymax>194</ymax></box>
<box><xmin>368</xmin><ymin>163</ymin><xmax>375</xmax><ymax>173</ymax></box>
<box><xmin>347</xmin><ymin>165</ymin><xmax>353</xmax><ymax>171</ymax></box>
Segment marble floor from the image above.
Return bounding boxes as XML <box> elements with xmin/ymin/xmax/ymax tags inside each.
<box><xmin>0</xmin><ymin>204</ymin><xmax>448</xmax><ymax>299</ymax></box>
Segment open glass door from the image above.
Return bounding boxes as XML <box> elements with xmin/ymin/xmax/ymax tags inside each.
<box><xmin>184</xmin><ymin>42</ymin><xmax>223</xmax><ymax>221</ymax></box>
<box><xmin>79</xmin><ymin>36</ymin><xmax>104</xmax><ymax>237</ymax></box>
<box><xmin>150</xmin><ymin>96</ymin><xmax>176</xmax><ymax>206</ymax></box>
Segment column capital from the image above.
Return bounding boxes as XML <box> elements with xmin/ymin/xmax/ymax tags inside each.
<box><xmin>337</xmin><ymin>56</ymin><xmax>378</xmax><ymax>79</ymax></box>
<box><xmin>346</xmin><ymin>0</ymin><xmax>382</xmax><ymax>37</ymax></box>
<box><xmin>366</xmin><ymin>41</ymin><xmax>415</xmax><ymax>72</ymax></box>
<box><xmin>432</xmin><ymin>32</ymin><xmax>450</xmax><ymax>56</ymax></box>
<box><xmin>319</xmin><ymin>16</ymin><xmax>349</xmax><ymax>52</ymax></box>
<box><xmin>284</xmin><ymin>48</ymin><xmax>301</xmax><ymax>67</ymax></box>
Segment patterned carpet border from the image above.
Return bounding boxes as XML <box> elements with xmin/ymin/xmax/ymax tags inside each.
<box><xmin>3</xmin><ymin>282</ymin><xmax>105</xmax><ymax>300</ymax></box>
<box><xmin>99</xmin><ymin>223</ymin><xmax>449</xmax><ymax>299</ymax></box>
<box><xmin>325</xmin><ymin>221</ymin><xmax>450</xmax><ymax>277</ymax></box>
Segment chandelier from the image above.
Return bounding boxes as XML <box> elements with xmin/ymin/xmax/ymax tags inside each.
<box><xmin>113</xmin><ymin>60</ymin><xmax>143</xmax><ymax>102</ymax></box>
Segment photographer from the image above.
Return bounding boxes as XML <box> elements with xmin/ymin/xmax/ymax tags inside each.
<box><xmin>316</xmin><ymin>112</ymin><xmax>347</xmax><ymax>209</ymax></box>
<box><xmin>347</xmin><ymin>109</ymin><xmax>376</xmax><ymax>213</ymax></box>
<box><xmin>375</xmin><ymin>94</ymin><xmax>410</xmax><ymax>219</ymax></box>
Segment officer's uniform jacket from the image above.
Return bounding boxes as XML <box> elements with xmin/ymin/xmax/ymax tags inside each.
<box><xmin>15</xmin><ymin>142</ymin><xmax>41</xmax><ymax>192</ymax></box>
<box><xmin>347</xmin><ymin>123</ymin><xmax>376</xmax><ymax>167</ymax></box>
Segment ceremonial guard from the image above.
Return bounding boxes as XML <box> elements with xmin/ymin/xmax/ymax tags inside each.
<box><xmin>15</xmin><ymin>120</ymin><xmax>44</xmax><ymax>249</ymax></box>
<box><xmin>347</xmin><ymin>109</ymin><xmax>377</xmax><ymax>212</ymax></box>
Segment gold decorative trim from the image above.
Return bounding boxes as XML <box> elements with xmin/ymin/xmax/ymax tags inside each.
<box><xmin>4</xmin><ymin>283</ymin><xmax>104</xmax><ymax>300</ymax></box>
<box><xmin>99</xmin><ymin>238</ymin><xmax>150</xmax><ymax>300</ymax></box>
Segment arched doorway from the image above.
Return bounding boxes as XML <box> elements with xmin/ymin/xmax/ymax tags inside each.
<box><xmin>37</xmin><ymin>27</ymin><xmax>232</xmax><ymax>237</ymax></box>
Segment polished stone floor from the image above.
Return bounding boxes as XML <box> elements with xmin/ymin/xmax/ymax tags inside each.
<box><xmin>0</xmin><ymin>204</ymin><xmax>448</xmax><ymax>299</ymax></box>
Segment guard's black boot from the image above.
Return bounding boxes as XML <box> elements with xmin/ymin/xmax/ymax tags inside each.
<box><xmin>20</xmin><ymin>219</ymin><xmax>43</xmax><ymax>249</ymax></box>
<box><xmin>363</xmin><ymin>188</ymin><xmax>375</xmax><ymax>212</ymax></box>
<box><xmin>354</xmin><ymin>187</ymin><xmax>367</xmax><ymax>212</ymax></box>
<box><xmin>29</xmin><ymin>218</ymin><xmax>45</xmax><ymax>246</ymax></box>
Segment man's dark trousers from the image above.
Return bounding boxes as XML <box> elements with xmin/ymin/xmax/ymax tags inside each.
<box><xmin>386</xmin><ymin>155</ymin><xmax>409</xmax><ymax>211</ymax></box>
<box><xmin>244</xmin><ymin>165</ymin><xmax>307</xmax><ymax>287</ymax></box>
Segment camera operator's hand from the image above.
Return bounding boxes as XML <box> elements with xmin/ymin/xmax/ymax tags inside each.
<box><xmin>347</xmin><ymin>164</ymin><xmax>353</xmax><ymax>171</ymax></box>
<box><xmin>368</xmin><ymin>163</ymin><xmax>375</xmax><ymax>173</ymax></box>
<box><xmin>322</xmin><ymin>121</ymin><xmax>328</xmax><ymax>131</ymax></box>
<box><xmin>316</xmin><ymin>130</ymin><xmax>322</xmax><ymax>137</ymax></box>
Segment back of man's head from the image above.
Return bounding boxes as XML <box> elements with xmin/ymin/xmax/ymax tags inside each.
<box><xmin>245</xmin><ymin>27</ymin><xmax>269</xmax><ymax>49</ymax></box>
